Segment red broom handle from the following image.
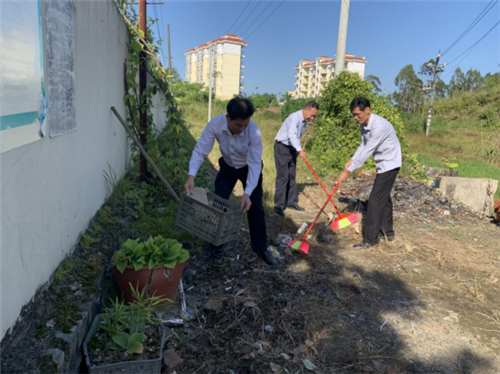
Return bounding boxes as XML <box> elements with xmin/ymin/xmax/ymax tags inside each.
<box><xmin>303</xmin><ymin>158</ymin><xmax>342</xmax><ymax>215</ymax></box>
<box><xmin>301</xmin><ymin>182</ymin><xmax>340</xmax><ymax>240</ymax></box>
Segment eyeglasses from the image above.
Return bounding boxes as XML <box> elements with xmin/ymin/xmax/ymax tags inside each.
<box><xmin>352</xmin><ymin>110</ymin><xmax>364</xmax><ymax>118</ymax></box>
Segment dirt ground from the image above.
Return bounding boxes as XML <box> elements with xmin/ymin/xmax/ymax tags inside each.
<box><xmin>162</xmin><ymin>176</ymin><xmax>500</xmax><ymax>374</ymax></box>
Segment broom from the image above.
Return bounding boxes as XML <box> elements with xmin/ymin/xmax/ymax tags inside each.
<box><xmin>288</xmin><ymin>183</ymin><xmax>340</xmax><ymax>255</ymax></box>
<box><xmin>302</xmin><ymin>159</ymin><xmax>359</xmax><ymax>230</ymax></box>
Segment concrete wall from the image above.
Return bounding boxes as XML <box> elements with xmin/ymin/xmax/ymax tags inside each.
<box><xmin>0</xmin><ymin>0</ymin><xmax>167</xmax><ymax>340</ymax></box>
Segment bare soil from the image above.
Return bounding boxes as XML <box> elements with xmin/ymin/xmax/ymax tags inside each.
<box><xmin>163</xmin><ymin>175</ymin><xmax>500</xmax><ymax>374</ymax></box>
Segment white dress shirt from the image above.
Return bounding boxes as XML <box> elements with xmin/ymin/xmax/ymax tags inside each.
<box><xmin>274</xmin><ymin>110</ymin><xmax>307</xmax><ymax>152</ymax></box>
<box><xmin>347</xmin><ymin>113</ymin><xmax>402</xmax><ymax>174</ymax></box>
<box><xmin>188</xmin><ymin>114</ymin><xmax>263</xmax><ymax>196</ymax></box>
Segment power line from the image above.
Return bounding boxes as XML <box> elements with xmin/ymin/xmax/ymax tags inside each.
<box><xmin>233</xmin><ymin>0</ymin><xmax>262</xmax><ymax>35</ymax></box>
<box><xmin>240</xmin><ymin>0</ymin><xmax>275</xmax><ymax>38</ymax></box>
<box><xmin>443</xmin><ymin>47</ymin><xmax>476</xmax><ymax>80</ymax></box>
<box><xmin>244</xmin><ymin>0</ymin><xmax>285</xmax><ymax>41</ymax></box>
<box><xmin>226</xmin><ymin>0</ymin><xmax>253</xmax><ymax>35</ymax></box>
<box><xmin>446</xmin><ymin>20</ymin><xmax>500</xmax><ymax>65</ymax></box>
<box><xmin>442</xmin><ymin>0</ymin><xmax>498</xmax><ymax>56</ymax></box>
<box><xmin>152</xmin><ymin>4</ymin><xmax>166</xmax><ymax>66</ymax></box>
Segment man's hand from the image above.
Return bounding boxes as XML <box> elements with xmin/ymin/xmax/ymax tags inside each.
<box><xmin>337</xmin><ymin>169</ymin><xmax>350</xmax><ymax>184</ymax></box>
<box><xmin>240</xmin><ymin>194</ymin><xmax>252</xmax><ymax>213</ymax></box>
<box><xmin>344</xmin><ymin>159</ymin><xmax>354</xmax><ymax>170</ymax></box>
<box><xmin>298</xmin><ymin>151</ymin><xmax>307</xmax><ymax>160</ymax></box>
<box><xmin>184</xmin><ymin>175</ymin><xmax>195</xmax><ymax>194</ymax></box>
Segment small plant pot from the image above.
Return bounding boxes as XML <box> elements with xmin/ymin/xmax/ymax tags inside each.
<box><xmin>83</xmin><ymin>314</ymin><xmax>166</xmax><ymax>374</ymax></box>
<box><xmin>113</xmin><ymin>263</ymin><xmax>185</xmax><ymax>304</ymax></box>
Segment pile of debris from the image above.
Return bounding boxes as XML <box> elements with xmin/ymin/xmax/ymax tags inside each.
<box><xmin>339</xmin><ymin>176</ymin><xmax>478</xmax><ymax>223</ymax></box>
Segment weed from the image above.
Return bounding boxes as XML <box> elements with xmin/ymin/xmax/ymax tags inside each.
<box><xmin>103</xmin><ymin>163</ymin><xmax>118</xmax><ymax>200</ymax></box>
<box><xmin>80</xmin><ymin>233</ymin><xmax>99</xmax><ymax>250</ymax></box>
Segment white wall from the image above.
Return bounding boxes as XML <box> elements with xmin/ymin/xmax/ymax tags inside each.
<box><xmin>347</xmin><ymin>61</ymin><xmax>366</xmax><ymax>78</ymax></box>
<box><xmin>0</xmin><ymin>0</ymin><xmax>167</xmax><ymax>339</ymax></box>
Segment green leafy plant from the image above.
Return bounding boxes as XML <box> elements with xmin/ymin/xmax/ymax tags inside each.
<box><xmin>100</xmin><ymin>284</ymin><xmax>167</xmax><ymax>354</ymax></box>
<box><xmin>106</xmin><ymin>332</ymin><xmax>146</xmax><ymax>354</ymax></box>
<box><xmin>112</xmin><ymin>236</ymin><xmax>189</xmax><ymax>273</ymax></box>
<box><xmin>442</xmin><ymin>157</ymin><xmax>459</xmax><ymax>171</ymax></box>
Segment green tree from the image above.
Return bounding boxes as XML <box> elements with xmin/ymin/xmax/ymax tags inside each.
<box><xmin>447</xmin><ymin>67</ymin><xmax>466</xmax><ymax>96</ymax></box>
<box><xmin>484</xmin><ymin>72</ymin><xmax>500</xmax><ymax>89</ymax></box>
<box><xmin>308</xmin><ymin>71</ymin><xmax>410</xmax><ymax>174</ymax></box>
<box><xmin>365</xmin><ymin>75</ymin><xmax>382</xmax><ymax>93</ymax></box>
<box><xmin>394</xmin><ymin>64</ymin><xmax>423</xmax><ymax>114</ymax></box>
<box><xmin>247</xmin><ymin>93</ymin><xmax>277</xmax><ymax>109</ymax></box>
<box><xmin>464</xmin><ymin>68</ymin><xmax>484</xmax><ymax>92</ymax></box>
<box><xmin>434</xmin><ymin>78</ymin><xmax>447</xmax><ymax>99</ymax></box>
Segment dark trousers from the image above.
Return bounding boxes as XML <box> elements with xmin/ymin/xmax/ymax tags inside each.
<box><xmin>273</xmin><ymin>141</ymin><xmax>298</xmax><ymax>209</ymax></box>
<box><xmin>364</xmin><ymin>168</ymin><xmax>400</xmax><ymax>244</ymax></box>
<box><xmin>214</xmin><ymin>158</ymin><xmax>267</xmax><ymax>254</ymax></box>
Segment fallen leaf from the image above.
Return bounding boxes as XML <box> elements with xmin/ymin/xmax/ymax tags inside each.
<box><xmin>163</xmin><ymin>349</ymin><xmax>183</xmax><ymax>368</ymax></box>
<box><xmin>302</xmin><ymin>358</ymin><xmax>317</xmax><ymax>371</ymax></box>
<box><xmin>270</xmin><ymin>362</ymin><xmax>283</xmax><ymax>373</ymax></box>
<box><xmin>305</xmin><ymin>339</ymin><xmax>314</xmax><ymax>347</ymax></box>
<box><xmin>204</xmin><ymin>298</ymin><xmax>223</xmax><ymax>313</ymax></box>
<box><xmin>291</xmin><ymin>344</ymin><xmax>309</xmax><ymax>355</ymax></box>
<box><xmin>235</xmin><ymin>288</ymin><xmax>246</xmax><ymax>296</ymax></box>
<box><xmin>280</xmin><ymin>353</ymin><xmax>291</xmax><ymax>360</ymax></box>
<box><xmin>258</xmin><ymin>340</ymin><xmax>271</xmax><ymax>347</ymax></box>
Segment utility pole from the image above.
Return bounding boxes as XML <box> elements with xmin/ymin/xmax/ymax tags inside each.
<box><xmin>127</xmin><ymin>0</ymin><xmax>163</xmax><ymax>180</ymax></box>
<box><xmin>167</xmin><ymin>24</ymin><xmax>172</xmax><ymax>74</ymax></box>
<box><xmin>207</xmin><ymin>45</ymin><xmax>214</xmax><ymax>122</ymax></box>
<box><xmin>139</xmin><ymin>0</ymin><xmax>148</xmax><ymax>180</ymax></box>
<box><xmin>424</xmin><ymin>52</ymin><xmax>447</xmax><ymax>136</ymax></box>
<box><xmin>334</xmin><ymin>0</ymin><xmax>350</xmax><ymax>76</ymax></box>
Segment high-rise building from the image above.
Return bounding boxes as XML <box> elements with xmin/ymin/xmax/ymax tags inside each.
<box><xmin>290</xmin><ymin>54</ymin><xmax>367</xmax><ymax>98</ymax></box>
<box><xmin>185</xmin><ymin>34</ymin><xmax>247</xmax><ymax>100</ymax></box>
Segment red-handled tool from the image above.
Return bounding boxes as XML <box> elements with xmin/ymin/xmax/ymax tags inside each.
<box><xmin>303</xmin><ymin>158</ymin><xmax>359</xmax><ymax>230</ymax></box>
<box><xmin>288</xmin><ymin>183</ymin><xmax>340</xmax><ymax>254</ymax></box>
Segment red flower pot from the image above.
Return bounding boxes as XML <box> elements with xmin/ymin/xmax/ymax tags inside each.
<box><xmin>112</xmin><ymin>263</ymin><xmax>185</xmax><ymax>304</ymax></box>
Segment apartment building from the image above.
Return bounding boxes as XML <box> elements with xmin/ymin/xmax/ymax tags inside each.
<box><xmin>185</xmin><ymin>34</ymin><xmax>247</xmax><ymax>100</ymax></box>
<box><xmin>290</xmin><ymin>53</ymin><xmax>367</xmax><ymax>99</ymax></box>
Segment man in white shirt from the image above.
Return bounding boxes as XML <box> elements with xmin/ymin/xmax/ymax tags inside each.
<box><xmin>274</xmin><ymin>102</ymin><xmax>319</xmax><ymax>216</ymax></box>
<box><xmin>338</xmin><ymin>96</ymin><xmax>402</xmax><ymax>248</ymax></box>
<box><xmin>184</xmin><ymin>98</ymin><xmax>276</xmax><ymax>265</ymax></box>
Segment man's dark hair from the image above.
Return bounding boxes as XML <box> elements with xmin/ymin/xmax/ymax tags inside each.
<box><xmin>304</xmin><ymin>101</ymin><xmax>319</xmax><ymax>110</ymax></box>
<box><xmin>350</xmin><ymin>96</ymin><xmax>371</xmax><ymax>111</ymax></box>
<box><xmin>227</xmin><ymin>97</ymin><xmax>255</xmax><ymax>120</ymax></box>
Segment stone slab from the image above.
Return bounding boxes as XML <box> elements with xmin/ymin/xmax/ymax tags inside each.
<box><xmin>435</xmin><ymin>177</ymin><xmax>498</xmax><ymax>216</ymax></box>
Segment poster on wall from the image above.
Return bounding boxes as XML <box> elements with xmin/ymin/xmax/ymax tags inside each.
<box><xmin>0</xmin><ymin>0</ymin><xmax>47</xmax><ymax>154</ymax></box>
<box><xmin>45</xmin><ymin>0</ymin><xmax>76</xmax><ymax>137</ymax></box>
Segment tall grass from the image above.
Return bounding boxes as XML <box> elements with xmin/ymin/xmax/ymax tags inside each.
<box><xmin>407</xmin><ymin>113</ymin><xmax>500</xmax><ymax>201</ymax></box>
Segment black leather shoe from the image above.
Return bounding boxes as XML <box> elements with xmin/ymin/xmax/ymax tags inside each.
<box><xmin>274</xmin><ymin>207</ymin><xmax>285</xmax><ymax>216</ymax></box>
<box><xmin>353</xmin><ymin>242</ymin><xmax>376</xmax><ymax>249</ymax></box>
<box><xmin>286</xmin><ymin>204</ymin><xmax>305</xmax><ymax>211</ymax></box>
<box><xmin>378</xmin><ymin>234</ymin><xmax>395</xmax><ymax>241</ymax></box>
<box><xmin>259</xmin><ymin>250</ymin><xmax>277</xmax><ymax>265</ymax></box>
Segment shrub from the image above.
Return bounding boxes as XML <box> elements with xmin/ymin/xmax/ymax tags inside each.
<box><xmin>307</xmin><ymin>72</ymin><xmax>413</xmax><ymax>176</ymax></box>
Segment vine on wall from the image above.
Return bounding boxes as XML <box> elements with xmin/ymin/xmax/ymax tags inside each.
<box><xmin>116</xmin><ymin>0</ymin><xmax>188</xmax><ymax>189</ymax></box>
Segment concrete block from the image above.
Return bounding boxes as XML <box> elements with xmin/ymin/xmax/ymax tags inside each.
<box><xmin>44</xmin><ymin>348</ymin><xmax>65</xmax><ymax>374</ymax></box>
<box><xmin>435</xmin><ymin>177</ymin><xmax>498</xmax><ymax>216</ymax></box>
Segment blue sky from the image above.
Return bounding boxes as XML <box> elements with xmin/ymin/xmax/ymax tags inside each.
<box><xmin>152</xmin><ymin>1</ymin><xmax>500</xmax><ymax>96</ymax></box>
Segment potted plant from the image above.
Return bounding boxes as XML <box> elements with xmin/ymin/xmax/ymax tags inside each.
<box><xmin>83</xmin><ymin>285</ymin><xmax>168</xmax><ymax>373</ymax></box>
<box><xmin>112</xmin><ymin>236</ymin><xmax>189</xmax><ymax>304</ymax></box>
